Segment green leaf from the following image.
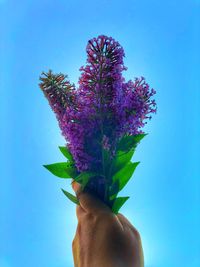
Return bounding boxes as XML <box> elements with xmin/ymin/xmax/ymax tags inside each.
<box><xmin>117</xmin><ymin>133</ymin><xmax>147</xmax><ymax>153</ymax></box>
<box><xmin>109</xmin><ymin>180</ymin><xmax>120</xmax><ymax>201</ymax></box>
<box><xmin>43</xmin><ymin>162</ymin><xmax>78</xmax><ymax>178</ymax></box>
<box><xmin>75</xmin><ymin>171</ymin><xmax>99</xmax><ymax>190</ymax></box>
<box><xmin>110</xmin><ymin>148</ymin><xmax>135</xmax><ymax>176</ymax></box>
<box><xmin>109</xmin><ymin>179</ymin><xmax>120</xmax><ymax>195</ymax></box>
<box><xmin>112</xmin><ymin>196</ymin><xmax>129</xmax><ymax>214</ymax></box>
<box><xmin>133</xmin><ymin>133</ymin><xmax>148</xmax><ymax>143</ymax></box>
<box><xmin>59</xmin><ymin>146</ymin><xmax>73</xmax><ymax>161</ymax></box>
<box><xmin>61</xmin><ymin>189</ymin><xmax>79</xmax><ymax>205</ymax></box>
<box><xmin>112</xmin><ymin>162</ymin><xmax>140</xmax><ymax>191</ymax></box>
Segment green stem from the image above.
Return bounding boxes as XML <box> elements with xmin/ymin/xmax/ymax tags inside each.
<box><xmin>98</xmin><ymin>60</ymin><xmax>108</xmax><ymax>202</ymax></box>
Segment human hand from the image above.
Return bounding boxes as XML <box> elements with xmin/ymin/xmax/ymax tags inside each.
<box><xmin>71</xmin><ymin>181</ymin><xmax>144</xmax><ymax>267</ymax></box>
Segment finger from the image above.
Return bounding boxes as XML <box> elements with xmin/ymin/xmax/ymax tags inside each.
<box><xmin>117</xmin><ymin>213</ymin><xmax>132</xmax><ymax>226</ymax></box>
<box><xmin>117</xmin><ymin>213</ymin><xmax>140</xmax><ymax>236</ymax></box>
<box><xmin>71</xmin><ymin>180</ymin><xmax>110</xmax><ymax>214</ymax></box>
<box><xmin>75</xmin><ymin>204</ymin><xmax>86</xmax><ymax>221</ymax></box>
<box><xmin>78</xmin><ymin>192</ymin><xmax>111</xmax><ymax>214</ymax></box>
<box><xmin>71</xmin><ymin>180</ymin><xmax>85</xmax><ymax>219</ymax></box>
<box><xmin>71</xmin><ymin>180</ymin><xmax>82</xmax><ymax>196</ymax></box>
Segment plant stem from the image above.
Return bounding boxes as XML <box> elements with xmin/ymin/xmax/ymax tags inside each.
<box><xmin>98</xmin><ymin>59</ymin><xmax>108</xmax><ymax>202</ymax></box>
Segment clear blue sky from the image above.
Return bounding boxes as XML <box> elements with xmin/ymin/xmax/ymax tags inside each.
<box><xmin>1</xmin><ymin>1</ymin><xmax>199</xmax><ymax>266</ymax></box>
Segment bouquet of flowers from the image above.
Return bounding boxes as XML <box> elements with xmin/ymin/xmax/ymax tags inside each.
<box><xmin>39</xmin><ymin>35</ymin><xmax>157</xmax><ymax>214</ymax></box>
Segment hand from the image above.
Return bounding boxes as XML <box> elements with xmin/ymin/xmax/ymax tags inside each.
<box><xmin>71</xmin><ymin>181</ymin><xmax>144</xmax><ymax>267</ymax></box>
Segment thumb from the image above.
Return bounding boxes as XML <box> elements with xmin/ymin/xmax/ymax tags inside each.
<box><xmin>71</xmin><ymin>180</ymin><xmax>110</xmax><ymax>214</ymax></box>
<box><xmin>71</xmin><ymin>180</ymin><xmax>82</xmax><ymax>196</ymax></box>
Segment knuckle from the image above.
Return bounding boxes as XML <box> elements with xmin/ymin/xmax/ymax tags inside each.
<box><xmin>132</xmin><ymin>228</ymin><xmax>141</xmax><ymax>240</ymax></box>
<box><xmin>76</xmin><ymin>205</ymin><xmax>85</xmax><ymax>221</ymax></box>
<box><xmin>76</xmin><ymin>205</ymin><xmax>82</xmax><ymax>216</ymax></box>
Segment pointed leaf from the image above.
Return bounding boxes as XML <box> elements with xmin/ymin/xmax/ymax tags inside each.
<box><xmin>75</xmin><ymin>171</ymin><xmax>99</xmax><ymax>190</ymax></box>
<box><xmin>133</xmin><ymin>133</ymin><xmax>148</xmax><ymax>143</ymax></box>
<box><xmin>112</xmin><ymin>196</ymin><xmax>129</xmax><ymax>214</ymax></box>
<box><xmin>117</xmin><ymin>133</ymin><xmax>147</xmax><ymax>152</ymax></box>
<box><xmin>43</xmin><ymin>162</ymin><xmax>78</xmax><ymax>178</ymax></box>
<box><xmin>112</xmin><ymin>162</ymin><xmax>140</xmax><ymax>191</ymax></box>
<box><xmin>59</xmin><ymin>146</ymin><xmax>73</xmax><ymax>161</ymax></box>
<box><xmin>109</xmin><ymin>179</ymin><xmax>120</xmax><ymax>195</ymax></box>
<box><xmin>61</xmin><ymin>189</ymin><xmax>79</xmax><ymax>205</ymax></box>
<box><xmin>109</xmin><ymin>179</ymin><xmax>120</xmax><ymax>201</ymax></box>
<box><xmin>110</xmin><ymin>148</ymin><xmax>135</xmax><ymax>176</ymax></box>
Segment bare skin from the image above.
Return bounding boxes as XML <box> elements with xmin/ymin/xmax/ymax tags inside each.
<box><xmin>72</xmin><ymin>181</ymin><xmax>144</xmax><ymax>267</ymax></box>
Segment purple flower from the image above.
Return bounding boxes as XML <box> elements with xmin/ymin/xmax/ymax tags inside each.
<box><xmin>39</xmin><ymin>35</ymin><xmax>157</xmax><ymax>175</ymax></box>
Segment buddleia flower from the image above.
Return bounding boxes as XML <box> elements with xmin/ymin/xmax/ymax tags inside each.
<box><xmin>39</xmin><ymin>35</ymin><xmax>157</xmax><ymax>213</ymax></box>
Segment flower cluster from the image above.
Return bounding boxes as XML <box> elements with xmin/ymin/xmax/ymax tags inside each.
<box><xmin>39</xmin><ymin>35</ymin><xmax>157</xmax><ymax>174</ymax></box>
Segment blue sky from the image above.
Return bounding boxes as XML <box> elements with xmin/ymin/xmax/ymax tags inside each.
<box><xmin>1</xmin><ymin>1</ymin><xmax>199</xmax><ymax>266</ymax></box>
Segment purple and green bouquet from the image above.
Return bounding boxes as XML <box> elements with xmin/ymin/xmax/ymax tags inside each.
<box><xmin>39</xmin><ymin>35</ymin><xmax>157</xmax><ymax>214</ymax></box>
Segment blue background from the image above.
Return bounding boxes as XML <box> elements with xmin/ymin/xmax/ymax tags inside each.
<box><xmin>1</xmin><ymin>0</ymin><xmax>199</xmax><ymax>266</ymax></box>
